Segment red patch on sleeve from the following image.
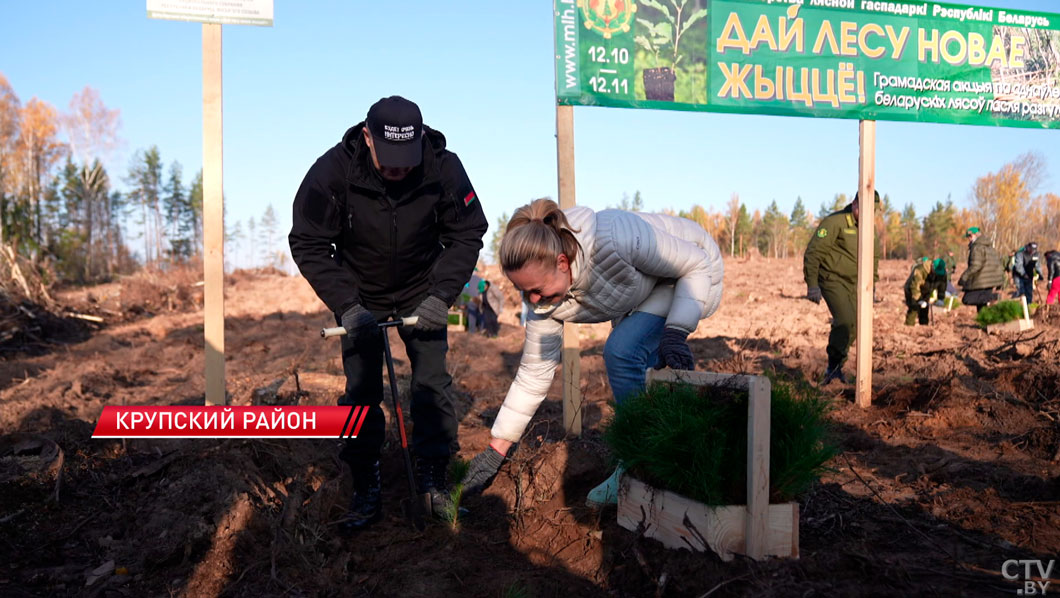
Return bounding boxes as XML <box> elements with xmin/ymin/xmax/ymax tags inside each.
<box><xmin>463</xmin><ymin>191</ymin><xmax>477</xmax><ymax>206</ymax></box>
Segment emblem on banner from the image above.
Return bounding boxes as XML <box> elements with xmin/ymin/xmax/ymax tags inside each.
<box><xmin>577</xmin><ymin>0</ymin><xmax>636</xmax><ymax>39</ymax></box>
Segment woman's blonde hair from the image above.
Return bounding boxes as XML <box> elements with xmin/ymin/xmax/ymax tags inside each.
<box><xmin>499</xmin><ymin>198</ymin><xmax>581</xmax><ymax>272</ymax></box>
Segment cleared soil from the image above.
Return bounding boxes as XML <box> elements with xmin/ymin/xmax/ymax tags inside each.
<box><xmin>0</xmin><ymin>258</ymin><xmax>1057</xmax><ymax>597</ymax></box>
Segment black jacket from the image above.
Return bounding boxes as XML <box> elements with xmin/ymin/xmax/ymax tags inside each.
<box><xmin>1046</xmin><ymin>251</ymin><xmax>1060</xmax><ymax>281</ymax></box>
<box><xmin>1014</xmin><ymin>248</ymin><xmax>1044</xmax><ymax>281</ymax></box>
<box><xmin>289</xmin><ymin>123</ymin><xmax>488</xmax><ymax>315</ymax></box>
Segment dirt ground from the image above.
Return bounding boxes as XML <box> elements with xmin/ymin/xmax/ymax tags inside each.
<box><xmin>1</xmin><ymin>258</ymin><xmax>1058</xmax><ymax>598</ymax></box>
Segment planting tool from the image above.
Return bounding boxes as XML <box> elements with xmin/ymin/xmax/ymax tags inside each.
<box><xmin>321</xmin><ymin>316</ymin><xmax>418</xmax><ymax>338</ymax></box>
<box><xmin>322</xmin><ymin>316</ymin><xmax>430</xmax><ymax>531</ymax></box>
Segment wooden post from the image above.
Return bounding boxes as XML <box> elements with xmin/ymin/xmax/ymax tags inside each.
<box><xmin>1021</xmin><ymin>295</ymin><xmax>1030</xmax><ymax>322</ymax></box>
<box><xmin>203</xmin><ymin>24</ymin><xmax>226</xmax><ymax>405</ymax></box>
<box><xmin>556</xmin><ymin>104</ymin><xmax>581</xmax><ymax>436</ymax></box>
<box><xmin>855</xmin><ymin>120</ymin><xmax>876</xmax><ymax>409</ymax></box>
<box><xmin>745</xmin><ymin>375</ymin><xmax>771</xmax><ymax>559</ymax></box>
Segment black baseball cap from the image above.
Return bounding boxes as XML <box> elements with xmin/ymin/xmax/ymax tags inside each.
<box><xmin>853</xmin><ymin>190</ymin><xmax>881</xmax><ymax>204</ymax></box>
<box><xmin>365</xmin><ymin>96</ymin><xmax>423</xmax><ymax>168</ymax></box>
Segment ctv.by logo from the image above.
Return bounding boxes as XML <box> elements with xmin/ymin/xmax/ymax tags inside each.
<box><xmin>1003</xmin><ymin>559</ymin><xmax>1055</xmax><ymax>596</ymax></box>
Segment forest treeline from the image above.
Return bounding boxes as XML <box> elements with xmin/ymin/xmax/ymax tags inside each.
<box><xmin>488</xmin><ymin>155</ymin><xmax>1059</xmax><ymax>268</ymax></box>
<box><xmin>0</xmin><ymin>74</ymin><xmax>285</xmax><ymax>290</ymax></box>
<box><xmin>3</xmin><ymin>73</ymin><xmax>1058</xmax><ymax>294</ymax></box>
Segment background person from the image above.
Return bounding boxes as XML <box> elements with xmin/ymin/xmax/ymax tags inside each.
<box><xmin>957</xmin><ymin>227</ymin><xmax>1005</xmax><ymax>313</ymax></box>
<box><xmin>480</xmin><ymin>279</ymin><xmax>503</xmax><ymax>337</ymax></box>
<box><xmin>1045</xmin><ymin>250</ymin><xmax>1060</xmax><ymax>305</ymax></box>
<box><xmin>802</xmin><ymin>190</ymin><xmax>879</xmax><ymax>385</ymax></box>
<box><xmin>903</xmin><ymin>257</ymin><xmax>946</xmax><ymax>326</ymax></box>
<box><xmin>942</xmin><ymin>250</ymin><xmax>959</xmax><ymax>299</ymax></box>
<box><xmin>289</xmin><ymin>95</ymin><xmax>488</xmax><ymax>530</ymax></box>
<box><xmin>459</xmin><ymin>198</ymin><xmax>724</xmax><ymax>507</ymax></box>
<box><xmin>1013</xmin><ymin>241</ymin><xmax>1044</xmax><ymax>305</ymax></box>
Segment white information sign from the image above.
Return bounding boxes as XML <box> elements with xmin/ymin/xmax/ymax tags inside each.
<box><xmin>147</xmin><ymin>0</ymin><xmax>273</xmax><ymax>27</ymax></box>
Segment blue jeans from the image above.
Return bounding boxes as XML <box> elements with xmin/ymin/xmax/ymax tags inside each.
<box><xmin>1017</xmin><ymin>277</ymin><xmax>1034</xmax><ymax>305</ymax></box>
<box><xmin>604</xmin><ymin>312</ymin><xmax>666</xmax><ymax>405</ymax></box>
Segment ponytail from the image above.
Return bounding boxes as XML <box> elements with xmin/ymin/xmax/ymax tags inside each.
<box><xmin>499</xmin><ymin>198</ymin><xmax>581</xmax><ymax>273</ymax></box>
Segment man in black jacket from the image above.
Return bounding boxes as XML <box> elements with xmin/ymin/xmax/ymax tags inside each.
<box><xmin>1014</xmin><ymin>241</ymin><xmax>1044</xmax><ymax>305</ymax></box>
<box><xmin>289</xmin><ymin>96</ymin><xmax>488</xmax><ymax>530</ymax></box>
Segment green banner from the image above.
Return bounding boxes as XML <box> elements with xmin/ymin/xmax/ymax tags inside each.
<box><xmin>555</xmin><ymin>0</ymin><xmax>1060</xmax><ymax>128</ymax></box>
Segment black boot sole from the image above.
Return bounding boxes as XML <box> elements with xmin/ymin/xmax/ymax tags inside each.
<box><xmin>339</xmin><ymin>509</ymin><xmax>383</xmax><ymax>532</ymax></box>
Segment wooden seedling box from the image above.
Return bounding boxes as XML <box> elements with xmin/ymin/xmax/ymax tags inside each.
<box><xmin>446</xmin><ymin>309</ymin><xmax>466</xmax><ymax>332</ymax></box>
<box><xmin>616</xmin><ymin>369</ymin><xmax>799</xmax><ymax>561</ymax></box>
<box><xmin>986</xmin><ymin>296</ymin><xmax>1034</xmax><ymax>334</ymax></box>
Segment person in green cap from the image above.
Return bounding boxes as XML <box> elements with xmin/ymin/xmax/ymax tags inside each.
<box><xmin>957</xmin><ymin>226</ymin><xmax>1005</xmax><ymax>313</ymax></box>
<box><xmin>803</xmin><ymin>190</ymin><xmax>879</xmax><ymax>385</ymax></box>
<box><xmin>904</xmin><ymin>257</ymin><xmax>947</xmax><ymax>325</ymax></box>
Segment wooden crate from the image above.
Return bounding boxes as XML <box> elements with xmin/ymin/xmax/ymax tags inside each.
<box><xmin>446</xmin><ymin>309</ymin><xmax>466</xmax><ymax>332</ymax></box>
<box><xmin>986</xmin><ymin>295</ymin><xmax>1033</xmax><ymax>334</ymax></box>
<box><xmin>986</xmin><ymin>318</ymin><xmax>1034</xmax><ymax>334</ymax></box>
<box><xmin>616</xmin><ymin>369</ymin><xmax>799</xmax><ymax>561</ymax></box>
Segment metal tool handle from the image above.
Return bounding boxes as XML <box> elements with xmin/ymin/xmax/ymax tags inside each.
<box><xmin>320</xmin><ymin>316</ymin><xmax>419</xmax><ymax>338</ymax></box>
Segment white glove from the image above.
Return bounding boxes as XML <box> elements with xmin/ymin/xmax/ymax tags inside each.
<box><xmin>918</xmin><ymin>301</ymin><xmax>928</xmax><ymax>309</ymax></box>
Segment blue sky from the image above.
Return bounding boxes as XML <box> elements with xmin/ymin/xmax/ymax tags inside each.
<box><xmin>1</xmin><ymin>0</ymin><xmax>1058</xmax><ymax>268</ymax></box>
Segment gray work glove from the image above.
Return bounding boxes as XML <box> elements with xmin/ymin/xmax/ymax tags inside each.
<box><xmin>461</xmin><ymin>446</ymin><xmax>506</xmax><ymax>495</ymax></box>
<box><xmin>806</xmin><ymin>286</ymin><xmax>822</xmax><ymax>304</ymax></box>
<box><xmin>340</xmin><ymin>304</ymin><xmax>378</xmax><ymax>344</ymax></box>
<box><xmin>656</xmin><ymin>326</ymin><xmax>694</xmax><ymax>371</ymax></box>
<box><xmin>412</xmin><ymin>296</ymin><xmax>449</xmax><ymax>331</ymax></box>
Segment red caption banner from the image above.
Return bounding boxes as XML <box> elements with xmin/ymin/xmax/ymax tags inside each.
<box><xmin>91</xmin><ymin>406</ymin><xmax>370</xmax><ymax>439</ymax></box>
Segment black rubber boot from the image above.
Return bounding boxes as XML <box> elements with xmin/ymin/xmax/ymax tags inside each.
<box><xmin>341</xmin><ymin>459</ymin><xmax>382</xmax><ymax>532</ymax></box>
<box><xmin>822</xmin><ymin>363</ymin><xmax>847</xmax><ymax>386</ymax></box>
<box><xmin>415</xmin><ymin>456</ymin><xmax>455</xmax><ymax>520</ymax></box>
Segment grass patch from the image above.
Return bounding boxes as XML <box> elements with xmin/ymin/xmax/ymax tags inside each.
<box><xmin>975</xmin><ymin>300</ymin><xmax>1027</xmax><ymax>327</ymax></box>
<box><xmin>604</xmin><ymin>375</ymin><xmax>837</xmax><ymax>506</ymax></box>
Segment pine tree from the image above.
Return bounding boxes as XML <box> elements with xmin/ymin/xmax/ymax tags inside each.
<box><xmin>259</xmin><ymin>204</ymin><xmax>278</xmax><ymax>268</ymax></box>
<box><xmin>489</xmin><ymin>211</ymin><xmax>509</xmax><ymax>264</ymax></box>
<box><xmin>227</xmin><ymin>219</ymin><xmax>244</xmax><ymax>270</ymax></box>
<box><xmin>789</xmin><ymin>196</ymin><xmax>810</xmax><ymax>255</ymax></box>
<box><xmin>899</xmin><ymin>203</ymin><xmax>920</xmax><ymax>260</ymax></box>
<box><xmin>164</xmin><ymin>161</ymin><xmax>194</xmax><ymax>261</ymax></box>
<box><xmin>247</xmin><ymin>216</ymin><xmax>257</xmax><ymax>268</ymax></box>
<box><xmin>125</xmin><ymin>146</ymin><xmax>163</xmax><ymax>264</ymax></box>
<box><xmin>817</xmin><ymin>193</ymin><xmax>848</xmax><ymax>220</ymax></box>
<box><xmin>762</xmin><ymin>200</ymin><xmax>790</xmax><ymax>258</ymax></box>
<box><xmin>0</xmin><ymin>74</ymin><xmax>20</xmax><ymax>247</ymax></box>
<box><xmin>188</xmin><ymin>170</ymin><xmax>203</xmax><ymax>254</ymax></box>
<box><xmin>736</xmin><ymin>204</ymin><xmax>752</xmax><ymax>257</ymax></box>
<box><xmin>921</xmin><ymin>200</ymin><xmax>957</xmax><ymax>257</ymax></box>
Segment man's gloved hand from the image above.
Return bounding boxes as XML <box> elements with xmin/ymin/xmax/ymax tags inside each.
<box><xmin>656</xmin><ymin>326</ymin><xmax>694</xmax><ymax>371</ymax></box>
<box><xmin>340</xmin><ymin>304</ymin><xmax>378</xmax><ymax>344</ymax></box>
<box><xmin>918</xmin><ymin>300</ymin><xmax>928</xmax><ymax>309</ymax></box>
<box><xmin>412</xmin><ymin>296</ymin><xmax>449</xmax><ymax>331</ymax></box>
<box><xmin>461</xmin><ymin>446</ymin><xmax>506</xmax><ymax>496</ymax></box>
<box><xmin>806</xmin><ymin>286</ymin><xmax>822</xmax><ymax>304</ymax></box>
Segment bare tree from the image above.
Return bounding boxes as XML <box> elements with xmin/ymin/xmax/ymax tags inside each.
<box><xmin>63</xmin><ymin>86</ymin><xmax>121</xmax><ymax>167</ymax></box>
<box><xmin>16</xmin><ymin>98</ymin><xmax>66</xmax><ymax>253</ymax></box>
<box><xmin>726</xmin><ymin>193</ymin><xmax>740</xmax><ymax>257</ymax></box>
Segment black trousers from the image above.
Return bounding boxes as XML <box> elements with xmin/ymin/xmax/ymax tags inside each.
<box><xmin>820</xmin><ymin>279</ymin><xmax>856</xmax><ymax>371</ymax></box>
<box><xmin>337</xmin><ymin>315</ymin><xmax>458</xmax><ymax>467</ymax></box>
<box><xmin>481</xmin><ymin>302</ymin><xmax>499</xmax><ymax>337</ymax></box>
